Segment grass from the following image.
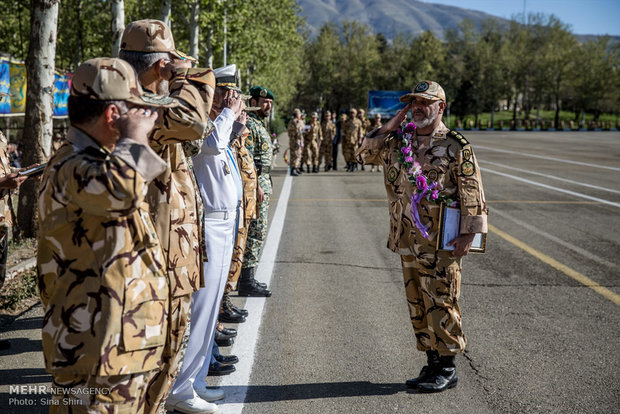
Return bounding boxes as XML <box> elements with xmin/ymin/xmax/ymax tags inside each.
<box><xmin>0</xmin><ymin>268</ymin><xmax>39</xmax><ymax>314</ymax></box>
<box><xmin>446</xmin><ymin>110</ymin><xmax>619</xmax><ymax>130</ymax></box>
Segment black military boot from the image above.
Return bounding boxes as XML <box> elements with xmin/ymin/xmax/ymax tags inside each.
<box><xmin>306</xmin><ymin>165</ymin><xmax>311</xmax><ymax>174</ymax></box>
<box><xmin>290</xmin><ymin>167</ymin><xmax>299</xmax><ymax>176</ymax></box>
<box><xmin>417</xmin><ymin>355</ymin><xmax>458</xmax><ymax>393</ymax></box>
<box><xmin>297</xmin><ymin>166</ymin><xmax>303</xmax><ymax>174</ymax></box>
<box><xmin>406</xmin><ymin>350</ymin><xmax>439</xmax><ymax>389</ymax></box>
<box><xmin>223</xmin><ymin>293</ymin><xmax>248</xmax><ymax>317</ymax></box>
<box><xmin>345</xmin><ymin>162</ymin><xmax>351</xmax><ymax>172</ymax></box>
<box><xmin>238</xmin><ymin>267</ymin><xmax>272</xmax><ymax>297</ymax></box>
<box><xmin>312</xmin><ymin>165</ymin><xmax>318</xmax><ymax>173</ymax></box>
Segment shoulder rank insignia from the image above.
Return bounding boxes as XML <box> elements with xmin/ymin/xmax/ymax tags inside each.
<box><xmin>387</xmin><ymin>166</ymin><xmax>399</xmax><ymax>183</ymax></box>
<box><xmin>461</xmin><ymin>160</ymin><xmax>475</xmax><ymax>176</ymax></box>
<box><xmin>448</xmin><ymin>130</ymin><xmax>469</xmax><ymax>147</ymax></box>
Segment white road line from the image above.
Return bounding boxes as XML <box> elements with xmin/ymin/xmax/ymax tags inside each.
<box><xmin>217</xmin><ymin>174</ymin><xmax>293</xmax><ymax>413</ymax></box>
<box><xmin>476</xmin><ymin>146</ymin><xmax>620</xmax><ymax>172</ymax></box>
<box><xmin>479</xmin><ymin>159</ymin><xmax>620</xmax><ymax>194</ymax></box>
<box><xmin>481</xmin><ymin>167</ymin><xmax>620</xmax><ymax>208</ymax></box>
<box><xmin>492</xmin><ymin>208</ymin><xmax>620</xmax><ymax>272</ymax></box>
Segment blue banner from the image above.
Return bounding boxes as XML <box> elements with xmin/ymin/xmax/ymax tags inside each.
<box><xmin>53</xmin><ymin>73</ymin><xmax>70</xmax><ymax>116</ymax></box>
<box><xmin>0</xmin><ymin>60</ymin><xmax>11</xmax><ymax>114</ymax></box>
<box><xmin>368</xmin><ymin>90</ymin><xmax>409</xmax><ymax>118</ymax></box>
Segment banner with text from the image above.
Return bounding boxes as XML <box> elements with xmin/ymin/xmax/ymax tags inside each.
<box><xmin>367</xmin><ymin>90</ymin><xmax>409</xmax><ymax>118</ymax></box>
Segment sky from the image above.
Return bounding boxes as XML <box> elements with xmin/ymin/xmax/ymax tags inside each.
<box><xmin>422</xmin><ymin>0</ymin><xmax>620</xmax><ymax>36</ymax></box>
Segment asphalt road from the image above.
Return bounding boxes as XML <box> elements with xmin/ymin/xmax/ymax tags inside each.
<box><xmin>0</xmin><ymin>130</ymin><xmax>618</xmax><ymax>414</ymax></box>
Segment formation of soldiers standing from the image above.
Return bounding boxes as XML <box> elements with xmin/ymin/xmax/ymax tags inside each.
<box><xmin>286</xmin><ymin>107</ymin><xmax>379</xmax><ymax>176</ymax></box>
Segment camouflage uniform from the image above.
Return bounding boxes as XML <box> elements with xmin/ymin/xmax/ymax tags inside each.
<box><xmin>287</xmin><ymin>118</ymin><xmax>304</xmax><ymax>170</ymax></box>
<box><xmin>356</xmin><ymin>122</ymin><xmax>487</xmax><ymax>355</ymax></box>
<box><xmin>302</xmin><ymin>119</ymin><xmax>322</xmax><ymax>168</ymax></box>
<box><xmin>226</xmin><ymin>129</ymin><xmax>258</xmax><ymax>291</ymax></box>
<box><xmin>342</xmin><ymin>117</ymin><xmax>363</xmax><ymax>163</ymax></box>
<box><xmin>143</xmin><ymin>68</ymin><xmax>215</xmax><ymax>414</ymax></box>
<box><xmin>38</xmin><ymin>126</ymin><xmax>169</xmax><ymax>411</ymax></box>
<box><xmin>320</xmin><ymin>119</ymin><xmax>336</xmax><ymax>169</ymax></box>
<box><xmin>0</xmin><ymin>131</ymin><xmax>14</xmax><ymax>288</ymax></box>
<box><xmin>243</xmin><ymin>111</ymin><xmax>273</xmax><ymax>269</ymax></box>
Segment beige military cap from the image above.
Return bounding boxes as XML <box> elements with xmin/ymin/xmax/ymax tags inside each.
<box><xmin>399</xmin><ymin>80</ymin><xmax>446</xmax><ymax>103</ymax></box>
<box><xmin>311</xmin><ymin>112</ymin><xmax>318</xmax><ymax>118</ymax></box>
<box><xmin>293</xmin><ymin>108</ymin><xmax>302</xmax><ymax>116</ymax></box>
<box><xmin>70</xmin><ymin>57</ymin><xmax>176</xmax><ymax>107</ymax></box>
<box><xmin>120</xmin><ymin>19</ymin><xmax>196</xmax><ymax>62</ymax></box>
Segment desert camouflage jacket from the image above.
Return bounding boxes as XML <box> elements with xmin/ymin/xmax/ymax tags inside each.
<box><xmin>356</xmin><ymin>122</ymin><xmax>487</xmax><ymax>254</ymax></box>
<box><xmin>246</xmin><ymin>112</ymin><xmax>273</xmax><ymax>193</ymax></box>
<box><xmin>0</xmin><ymin>131</ymin><xmax>14</xmax><ymax>227</ymax></box>
<box><xmin>321</xmin><ymin>120</ymin><xmax>336</xmax><ymax>146</ymax></box>
<box><xmin>343</xmin><ymin>118</ymin><xmax>363</xmax><ymax>146</ymax></box>
<box><xmin>37</xmin><ymin>127</ymin><xmax>169</xmax><ymax>376</ymax></box>
<box><xmin>287</xmin><ymin>118</ymin><xmax>304</xmax><ymax>147</ymax></box>
<box><xmin>304</xmin><ymin>121</ymin><xmax>322</xmax><ymax>145</ymax></box>
<box><xmin>146</xmin><ymin>71</ymin><xmax>214</xmax><ymax>297</ymax></box>
<box><xmin>232</xmin><ymin>130</ymin><xmax>258</xmax><ymax>221</ymax></box>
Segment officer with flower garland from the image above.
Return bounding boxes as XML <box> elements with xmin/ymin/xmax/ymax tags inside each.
<box><xmin>356</xmin><ymin>80</ymin><xmax>488</xmax><ymax>393</ymax></box>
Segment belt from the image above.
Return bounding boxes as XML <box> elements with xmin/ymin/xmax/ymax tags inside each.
<box><xmin>204</xmin><ymin>210</ymin><xmax>235</xmax><ymax>220</ymax></box>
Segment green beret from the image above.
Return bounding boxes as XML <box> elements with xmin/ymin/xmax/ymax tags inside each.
<box><xmin>249</xmin><ymin>86</ymin><xmax>275</xmax><ymax>100</ymax></box>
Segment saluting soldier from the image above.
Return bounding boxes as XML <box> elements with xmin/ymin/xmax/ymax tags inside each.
<box><xmin>239</xmin><ymin>86</ymin><xmax>275</xmax><ymax>297</ymax></box>
<box><xmin>320</xmin><ymin>110</ymin><xmax>336</xmax><ymax>171</ymax></box>
<box><xmin>369</xmin><ymin>113</ymin><xmax>383</xmax><ymax>172</ymax></box>
<box><xmin>119</xmin><ymin>19</ymin><xmax>214</xmax><ymax>413</ymax></box>
<box><xmin>356</xmin><ymin>81</ymin><xmax>488</xmax><ymax>393</ymax></box>
<box><xmin>342</xmin><ymin>108</ymin><xmax>363</xmax><ymax>172</ymax></box>
<box><xmin>302</xmin><ymin>112</ymin><xmax>322</xmax><ymax>173</ymax></box>
<box><xmin>287</xmin><ymin>108</ymin><xmax>304</xmax><ymax>176</ymax></box>
<box><xmin>37</xmin><ymin>58</ymin><xmax>174</xmax><ymax>412</ymax></box>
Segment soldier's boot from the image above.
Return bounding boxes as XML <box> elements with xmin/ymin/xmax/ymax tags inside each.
<box><xmin>353</xmin><ymin>163</ymin><xmax>358</xmax><ymax>172</ymax></box>
<box><xmin>406</xmin><ymin>350</ymin><xmax>439</xmax><ymax>389</ymax></box>
<box><xmin>306</xmin><ymin>165</ymin><xmax>311</xmax><ymax>174</ymax></box>
<box><xmin>312</xmin><ymin>165</ymin><xmax>318</xmax><ymax>173</ymax></box>
<box><xmin>360</xmin><ymin>164</ymin><xmax>365</xmax><ymax>171</ymax></box>
<box><xmin>238</xmin><ymin>267</ymin><xmax>272</xmax><ymax>297</ymax></box>
<box><xmin>290</xmin><ymin>167</ymin><xmax>300</xmax><ymax>176</ymax></box>
<box><xmin>345</xmin><ymin>162</ymin><xmax>351</xmax><ymax>172</ymax></box>
<box><xmin>417</xmin><ymin>355</ymin><xmax>458</xmax><ymax>393</ymax></box>
<box><xmin>297</xmin><ymin>166</ymin><xmax>303</xmax><ymax>174</ymax></box>
<box><xmin>325</xmin><ymin>164</ymin><xmax>331</xmax><ymax>172</ymax></box>
<box><xmin>224</xmin><ymin>293</ymin><xmax>248</xmax><ymax>317</ymax></box>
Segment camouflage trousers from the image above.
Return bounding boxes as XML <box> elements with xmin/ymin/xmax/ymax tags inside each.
<box><xmin>144</xmin><ymin>294</ymin><xmax>192</xmax><ymax>414</ymax></box>
<box><xmin>50</xmin><ymin>370</ymin><xmax>156</xmax><ymax>414</ymax></box>
<box><xmin>301</xmin><ymin>139</ymin><xmax>319</xmax><ymax>166</ymax></box>
<box><xmin>289</xmin><ymin>140</ymin><xmax>302</xmax><ymax>169</ymax></box>
<box><xmin>243</xmin><ymin>182</ymin><xmax>272</xmax><ymax>269</ymax></box>
<box><xmin>0</xmin><ymin>226</ymin><xmax>7</xmax><ymax>289</ymax></box>
<box><xmin>342</xmin><ymin>140</ymin><xmax>358</xmax><ymax>163</ymax></box>
<box><xmin>225</xmin><ymin>218</ymin><xmax>251</xmax><ymax>293</ymax></box>
<box><xmin>400</xmin><ymin>253</ymin><xmax>466</xmax><ymax>356</ymax></box>
<box><xmin>319</xmin><ymin>141</ymin><xmax>333</xmax><ymax>168</ymax></box>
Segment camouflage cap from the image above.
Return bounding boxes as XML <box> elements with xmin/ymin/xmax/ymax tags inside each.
<box><xmin>120</xmin><ymin>19</ymin><xmax>196</xmax><ymax>62</ymax></box>
<box><xmin>399</xmin><ymin>80</ymin><xmax>446</xmax><ymax>103</ymax></box>
<box><xmin>70</xmin><ymin>57</ymin><xmax>177</xmax><ymax>107</ymax></box>
<box><xmin>249</xmin><ymin>86</ymin><xmax>275</xmax><ymax>100</ymax></box>
<box><xmin>311</xmin><ymin>112</ymin><xmax>318</xmax><ymax>118</ymax></box>
<box><xmin>293</xmin><ymin>108</ymin><xmax>301</xmax><ymax>116</ymax></box>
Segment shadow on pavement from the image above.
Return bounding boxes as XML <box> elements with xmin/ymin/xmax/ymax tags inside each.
<box><xmin>0</xmin><ymin>337</ymin><xmax>42</xmax><ymax>356</ymax></box>
<box><xmin>0</xmin><ymin>368</ymin><xmax>51</xmax><ymax>386</ymax></box>
<box><xmin>0</xmin><ymin>316</ymin><xmax>43</xmax><ymax>333</ymax></box>
<box><xmin>222</xmin><ymin>381</ymin><xmax>405</xmax><ymax>403</ymax></box>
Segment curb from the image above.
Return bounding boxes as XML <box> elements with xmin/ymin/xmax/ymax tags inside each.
<box><xmin>6</xmin><ymin>257</ymin><xmax>36</xmax><ymax>282</ymax></box>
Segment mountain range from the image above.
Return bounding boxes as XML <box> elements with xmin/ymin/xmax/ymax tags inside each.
<box><xmin>296</xmin><ymin>0</ymin><xmax>615</xmax><ymax>42</ymax></box>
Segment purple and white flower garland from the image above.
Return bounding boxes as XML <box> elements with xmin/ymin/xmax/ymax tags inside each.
<box><xmin>396</xmin><ymin>122</ymin><xmax>457</xmax><ymax>239</ymax></box>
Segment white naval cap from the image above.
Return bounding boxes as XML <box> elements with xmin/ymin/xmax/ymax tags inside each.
<box><xmin>213</xmin><ymin>64</ymin><xmax>238</xmax><ymax>89</ymax></box>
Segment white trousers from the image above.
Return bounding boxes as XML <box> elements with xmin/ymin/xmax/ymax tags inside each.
<box><xmin>170</xmin><ymin>213</ymin><xmax>236</xmax><ymax>400</ymax></box>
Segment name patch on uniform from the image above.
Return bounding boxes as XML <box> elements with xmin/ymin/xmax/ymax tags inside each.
<box><xmin>387</xmin><ymin>166</ymin><xmax>399</xmax><ymax>183</ymax></box>
<box><xmin>461</xmin><ymin>161</ymin><xmax>475</xmax><ymax>176</ymax></box>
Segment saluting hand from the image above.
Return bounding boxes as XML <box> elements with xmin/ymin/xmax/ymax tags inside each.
<box><xmin>378</xmin><ymin>103</ymin><xmax>412</xmax><ymax>135</ymax></box>
<box><xmin>113</xmin><ymin>107</ymin><xmax>158</xmax><ymax>146</ymax></box>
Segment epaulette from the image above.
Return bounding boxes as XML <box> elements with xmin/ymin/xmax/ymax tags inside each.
<box><xmin>448</xmin><ymin>130</ymin><xmax>469</xmax><ymax>147</ymax></box>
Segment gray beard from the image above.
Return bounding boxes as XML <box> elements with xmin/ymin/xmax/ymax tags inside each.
<box><xmin>415</xmin><ymin>105</ymin><xmax>439</xmax><ymax>129</ymax></box>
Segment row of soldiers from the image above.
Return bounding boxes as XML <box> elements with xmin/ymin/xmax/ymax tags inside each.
<box><xmin>287</xmin><ymin>108</ymin><xmax>384</xmax><ymax>175</ymax></box>
<box><xmin>31</xmin><ymin>19</ymin><xmax>276</xmax><ymax>414</ymax></box>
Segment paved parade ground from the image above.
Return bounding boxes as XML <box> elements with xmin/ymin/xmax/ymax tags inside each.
<box><xmin>1</xmin><ymin>130</ymin><xmax>619</xmax><ymax>413</ymax></box>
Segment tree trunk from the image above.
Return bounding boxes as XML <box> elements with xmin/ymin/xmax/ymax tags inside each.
<box><xmin>159</xmin><ymin>0</ymin><xmax>171</xmax><ymax>26</ymax></box>
<box><xmin>17</xmin><ymin>0</ymin><xmax>59</xmax><ymax>239</ymax></box>
<box><xmin>76</xmin><ymin>0</ymin><xmax>84</xmax><ymax>67</ymax></box>
<box><xmin>189</xmin><ymin>1</ymin><xmax>199</xmax><ymax>60</ymax></box>
<box><xmin>110</xmin><ymin>0</ymin><xmax>125</xmax><ymax>57</ymax></box>
<box><xmin>205</xmin><ymin>24</ymin><xmax>214</xmax><ymax>68</ymax></box>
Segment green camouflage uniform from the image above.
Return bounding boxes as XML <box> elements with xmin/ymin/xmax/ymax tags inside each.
<box><xmin>356</xmin><ymin>122</ymin><xmax>487</xmax><ymax>356</ymax></box>
<box><xmin>38</xmin><ymin>127</ymin><xmax>169</xmax><ymax>407</ymax></box>
<box><xmin>243</xmin><ymin>111</ymin><xmax>273</xmax><ymax>269</ymax></box>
